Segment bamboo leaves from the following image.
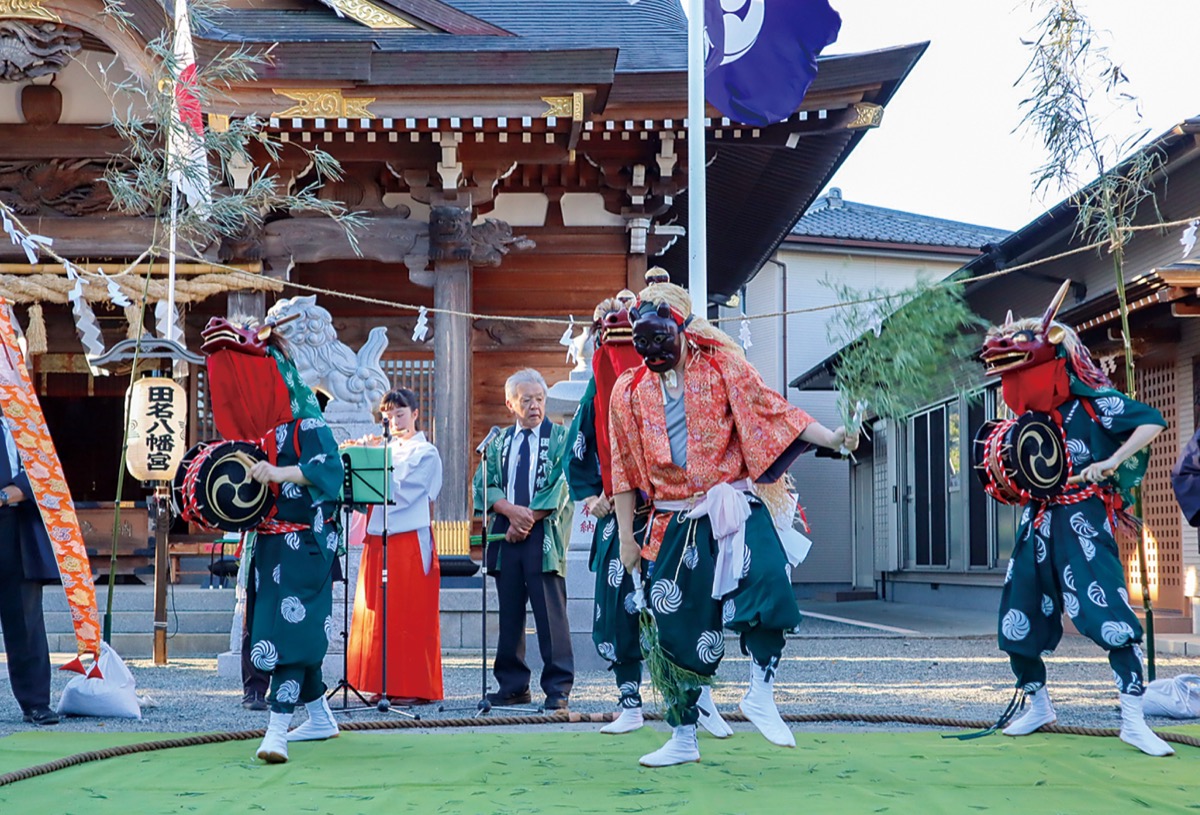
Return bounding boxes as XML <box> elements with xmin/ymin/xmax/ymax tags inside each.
<box><xmin>824</xmin><ymin>278</ymin><xmax>982</xmax><ymax>432</ymax></box>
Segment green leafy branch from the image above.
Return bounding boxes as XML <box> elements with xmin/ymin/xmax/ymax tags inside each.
<box><xmin>91</xmin><ymin>0</ymin><xmax>366</xmax><ymax>261</ymax></box>
<box><xmin>823</xmin><ymin>278</ymin><xmax>983</xmax><ymax>432</ymax></box>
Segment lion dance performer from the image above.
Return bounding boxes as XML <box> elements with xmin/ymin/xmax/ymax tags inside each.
<box><xmin>200</xmin><ymin>315</ymin><xmax>345</xmax><ymax>764</ymax></box>
<box><xmin>608</xmin><ymin>278</ymin><xmax>857</xmax><ymax>766</ymax></box>
<box><xmin>980</xmin><ymin>281</ymin><xmax>1172</xmax><ymax>756</ymax></box>
<box><xmin>566</xmin><ymin>279</ymin><xmax>731</xmax><ymax>738</ymax></box>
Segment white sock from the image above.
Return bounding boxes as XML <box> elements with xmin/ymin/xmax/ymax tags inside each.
<box><xmin>1119</xmin><ymin>694</ymin><xmax>1174</xmax><ymax>757</ymax></box>
<box><xmin>639</xmin><ymin>725</ymin><xmax>700</xmax><ymax>767</ymax></box>
<box><xmin>1002</xmin><ymin>689</ymin><xmax>1056</xmax><ymax>737</ymax></box>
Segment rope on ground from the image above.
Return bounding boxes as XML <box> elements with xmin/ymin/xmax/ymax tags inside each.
<box><xmin>1</xmin><ymin>710</ymin><xmax>1196</xmax><ymax>789</ymax></box>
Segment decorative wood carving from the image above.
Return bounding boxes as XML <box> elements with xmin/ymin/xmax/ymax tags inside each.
<box><xmin>429</xmin><ymin>206</ymin><xmax>471</xmax><ymax>263</ymax></box>
<box><xmin>428</xmin><ymin>207</ymin><xmax>534</xmax><ymax>267</ymax></box>
<box><xmin>0</xmin><ymin>0</ymin><xmax>59</xmax><ymax>23</ymax></box>
<box><xmin>469</xmin><ymin>219</ymin><xmax>535</xmax><ymax>267</ymax></box>
<box><xmin>0</xmin><ymin>158</ymin><xmax>125</xmax><ymax>216</ymax></box>
<box><xmin>0</xmin><ymin>20</ymin><xmax>80</xmax><ymax>81</ymax></box>
<box><xmin>323</xmin><ymin>0</ymin><xmax>416</xmax><ymax>29</ymax></box>
<box><xmin>271</xmin><ymin>89</ymin><xmax>376</xmax><ymax>120</ymax></box>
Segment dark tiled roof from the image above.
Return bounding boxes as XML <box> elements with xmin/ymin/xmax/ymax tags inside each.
<box><xmin>197</xmin><ymin>0</ymin><xmax>686</xmax><ymax>74</ymax></box>
<box><xmin>790</xmin><ymin>190</ymin><xmax>1009</xmax><ymax>249</ymax></box>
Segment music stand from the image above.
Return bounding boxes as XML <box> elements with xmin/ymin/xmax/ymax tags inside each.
<box><xmin>439</xmin><ymin>434</ymin><xmax>543</xmax><ymax>718</ymax></box>
<box><xmin>325</xmin><ymin>498</ymin><xmax>373</xmax><ymax>712</ymax></box>
<box><xmin>327</xmin><ymin>433</ymin><xmax>418</xmax><ymax>720</ymax></box>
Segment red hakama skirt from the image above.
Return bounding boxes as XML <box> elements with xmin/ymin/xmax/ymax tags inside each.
<box><xmin>347</xmin><ymin>530</ymin><xmax>443</xmax><ymax>701</ymax></box>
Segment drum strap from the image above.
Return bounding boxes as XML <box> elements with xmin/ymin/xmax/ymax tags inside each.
<box><xmin>256</xmin><ymin>419</ymin><xmax>310</xmax><ymax>534</ymax></box>
<box><xmin>1036</xmin><ymin>401</ymin><xmax>1126</xmax><ymax>532</ymax></box>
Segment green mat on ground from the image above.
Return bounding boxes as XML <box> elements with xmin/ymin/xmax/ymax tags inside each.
<box><xmin>0</xmin><ymin>728</ymin><xmax>1197</xmax><ymax>814</ymax></box>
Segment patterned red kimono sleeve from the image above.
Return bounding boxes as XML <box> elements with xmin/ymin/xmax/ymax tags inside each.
<box><xmin>717</xmin><ymin>350</ymin><xmax>815</xmax><ymax>481</ymax></box>
<box><xmin>608</xmin><ymin>370</ymin><xmax>648</xmax><ymax>496</ymax></box>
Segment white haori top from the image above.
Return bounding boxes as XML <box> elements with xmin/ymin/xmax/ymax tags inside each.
<box><xmin>366</xmin><ymin>432</ymin><xmax>444</xmax><ymax>574</ymax></box>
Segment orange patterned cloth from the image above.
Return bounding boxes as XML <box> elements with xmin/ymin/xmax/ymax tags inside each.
<box><xmin>0</xmin><ymin>301</ymin><xmax>100</xmax><ymax>661</ymax></box>
<box><xmin>609</xmin><ymin>348</ymin><xmax>813</xmax><ymax>559</ymax></box>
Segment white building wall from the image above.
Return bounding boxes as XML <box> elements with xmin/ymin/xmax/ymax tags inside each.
<box><xmin>738</xmin><ymin>263</ymin><xmax>783</xmax><ymax>391</ymax></box>
<box><xmin>774</xmin><ymin>245</ymin><xmax>963</xmax><ymax>587</ymax></box>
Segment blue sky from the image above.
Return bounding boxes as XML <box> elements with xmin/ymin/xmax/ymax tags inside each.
<box><xmin>821</xmin><ymin>0</ymin><xmax>1194</xmax><ymax>231</ymax></box>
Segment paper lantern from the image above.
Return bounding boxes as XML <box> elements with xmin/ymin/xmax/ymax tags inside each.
<box><xmin>125</xmin><ymin>377</ymin><xmax>188</xmax><ymax>481</ymax></box>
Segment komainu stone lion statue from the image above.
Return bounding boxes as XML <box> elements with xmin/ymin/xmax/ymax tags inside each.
<box><xmin>266</xmin><ymin>295</ymin><xmax>390</xmax><ymax>442</ymax></box>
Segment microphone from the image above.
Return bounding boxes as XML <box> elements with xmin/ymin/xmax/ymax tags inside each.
<box><xmin>476</xmin><ymin>425</ymin><xmax>502</xmax><ymax>455</ymax></box>
<box><xmin>382</xmin><ymin>418</ymin><xmax>392</xmax><ymax>442</ymax></box>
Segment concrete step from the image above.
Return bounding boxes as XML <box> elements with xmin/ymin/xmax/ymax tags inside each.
<box><xmin>43</xmin><ymin>611</ymin><xmax>233</xmax><ymax>635</ymax></box>
<box><xmin>28</xmin><ymin>581</ymin><xmax>604</xmax><ymax>657</ymax></box>
<box><xmin>1135</xmin><ymin>609</ymin><xmax>1193</xmax><ymax>634</ymax></box>
<box><xmin>44</xmin><ymin>586</ymin><xmax>237</xmax><ymax>613</ymax></box>
<box><xmin>44</xmin><ymin>632</ymin><xmax>231</xmax><ymax>658</ymax></box>
<box><xmin>814</xmin><ymin>589</ymin><xmax>878</xmax><ymax>603</ymax></box>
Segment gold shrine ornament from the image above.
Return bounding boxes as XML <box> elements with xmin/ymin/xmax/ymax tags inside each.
<box><xmin>271</xmin><ymin>88</ymin><xmax>376</xmax><ymax>120</ymax></box>
<box><xmin>125</xmin><ymin>377</ymin><xmax>188</xmax><ymax>482</ymax></box>
<box><xmin>324</xmin><ymin>0</ymin><xmax>416</xmax><ymax>29</ymax></box>
<box><xmin>0</xmin><ymin>0</ymin><xmax>60</xmax><ymax>22</ymax></box>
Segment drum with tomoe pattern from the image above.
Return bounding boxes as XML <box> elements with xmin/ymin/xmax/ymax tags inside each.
<box><xmin>173</xmin><ymin>440</ymin><xmax>276</xmax><ymax>532</ymax></box>
<box><xmin>972</xmin><ymin>411</ymin><xmax>1069</xmax><ymax>505</ymax></box>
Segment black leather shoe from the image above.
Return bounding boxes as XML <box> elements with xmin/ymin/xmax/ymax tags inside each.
<box><xmin>485</xmin><ymin>690</ymin><xmax>532</xmax><ymax>707</ymax></box>
<box><xmin>24</xmin><ymin>707</ymin><xmax>59</xmax><ymax>725</ymax></box>
<box><xmin>544</xmin><ymin>695</ymin><xmax>570</xmax><ymax>711</ymax></box>
<box><xmin>242</xmin><ymin>694</ymin><xmax>269</xmax><ymax>712</ymax></box>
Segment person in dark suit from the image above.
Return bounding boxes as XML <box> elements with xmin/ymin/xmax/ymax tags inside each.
<box><xmin>472</xmin><ymin>369</ymin><xmax>575</xmax><ymax>710</ymax></box>
<box><xmin>0</xmin><ymin>409</ymin><xmax>59</xmax><ymax>725</ymax></box>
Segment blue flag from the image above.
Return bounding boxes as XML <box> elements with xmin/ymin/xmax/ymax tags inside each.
<box><xmin>701</xmin><ymin>0</ymin><xmax>841</xmax><ymax>127</ymax></box>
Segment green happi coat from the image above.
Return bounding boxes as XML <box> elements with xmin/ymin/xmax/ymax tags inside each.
<box><xmin>472</xmin><ymin>420</ymin><xmax>572</xmax><ymax>575</ymax></box>
<box><xmin>998</xmin><ymin>382</ymin><xmax>1164</xmax><ymax>695</ymax></box>
<box><xmin>248</xmin><ymin>416</ymin><xmax>344</xmax><ymax>687</ymax></box>
<box><xmin>566</xmin><ymin>381</ymin><xmax>644</xmax><ymax>690</ymax></box>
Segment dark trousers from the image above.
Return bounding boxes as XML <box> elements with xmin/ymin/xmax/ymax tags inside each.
<box><xmin>0</xmin><ymin>510</ymin><xmax>50</xmax><ymax>713</ymax></box>
<box><xmin>491</xmin><ymin>524</ymin><xmax>574</xmax><ymax>699</ymax></box>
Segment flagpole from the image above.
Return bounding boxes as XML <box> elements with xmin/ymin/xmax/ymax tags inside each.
<box><xmin>686</xmin><ymin>0</ymin><xmax>707</xmax><ymax>316</ymax></box>
<box><xmin>167</xmin><ymin>173</ymin><xmax>178</xmax><ymax>350</ymax></box>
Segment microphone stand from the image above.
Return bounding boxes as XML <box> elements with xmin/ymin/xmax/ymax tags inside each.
<box><xmin>376</xmin><ymin>419</ymin><xmax>417</xmax><ymax>719</ymax></box>
<box><xmin>325</xmin><ymin>495</ymin><xmax>372</xmax><ymax>711</ymax></box>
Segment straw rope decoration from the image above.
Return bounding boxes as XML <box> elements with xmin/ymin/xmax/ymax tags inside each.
<box><xmin>1</xmin><ymin>198</ymin><xmax>1198</xmax><ymax>337</ymax></box>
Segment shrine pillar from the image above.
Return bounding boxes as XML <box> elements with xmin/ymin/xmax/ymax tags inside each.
<box><xmin>428</xmin><ymin>204</ymin><xmax>473</xmax><ymax>525</ymax></box>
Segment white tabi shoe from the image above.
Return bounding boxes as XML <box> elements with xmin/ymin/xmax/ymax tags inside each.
<box><xmin>287</xmin><ymin>696</ymin><xmax>340</xmax><ymax>742</ymax></box>
<box><xmin>1119</xmin><ymin>694</ymin><xmax>1175</xmax><ymax>757</ymax></box>
<box><xmin>600</xmin><ymin>706</ymin><xmax>644</xmax><ymax>734</ymax></box>
<box><xmin>696</xmin><ymin>686</ymin><xmax>733</xmax><ymax>739</ymax></box>
<box><xmin>1002</xmin><ymin>689</ymin><xmax>1056</xmax><ymax>736</ymax></box>
<box><xmin>639</xmin><ymin>725</ymin><xmax>700</xmax><ymax>767</ymax></box>
<box><xmin>739</xmin><ymin>660</ymin><xmax>795</xmax><ymax>748</ymax></box>
<box><xmin>255</xmin><ymin>711</ymin><xmax>293</xmax><ymax>763</ymax></box>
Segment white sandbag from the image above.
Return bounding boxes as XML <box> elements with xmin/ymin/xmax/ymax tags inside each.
<box><xmin>1142</xmin><ymin>673</ymin><xmax>1200</xmax><ymax>719</ymax></box>
<box><xmin>57</xmin><ymin>641</ymin><xmax>142</xmax><ymax>719</ymax></box>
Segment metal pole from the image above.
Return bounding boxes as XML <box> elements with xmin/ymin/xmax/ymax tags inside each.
<box><xmin>686</xmin><ymin>0</ymin><xmax>707</xmax><ymax>315</ymax></box>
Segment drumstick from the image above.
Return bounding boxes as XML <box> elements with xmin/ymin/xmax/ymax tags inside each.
<box><xmin>229</xmin><ymin>450</ymin><xmax>261</xmax><ymax>470</ymax></box>
<box><xmin>1067</xmin><ymin>468</ymin><xmax>1114</xmax><ymax>485</ymax></box>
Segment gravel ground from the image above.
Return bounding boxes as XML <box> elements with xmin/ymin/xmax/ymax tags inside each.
<box><xmin>3</xmin><ymin>630</ymin><xmax>1198</xmax><ymax>740</ymax></box>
